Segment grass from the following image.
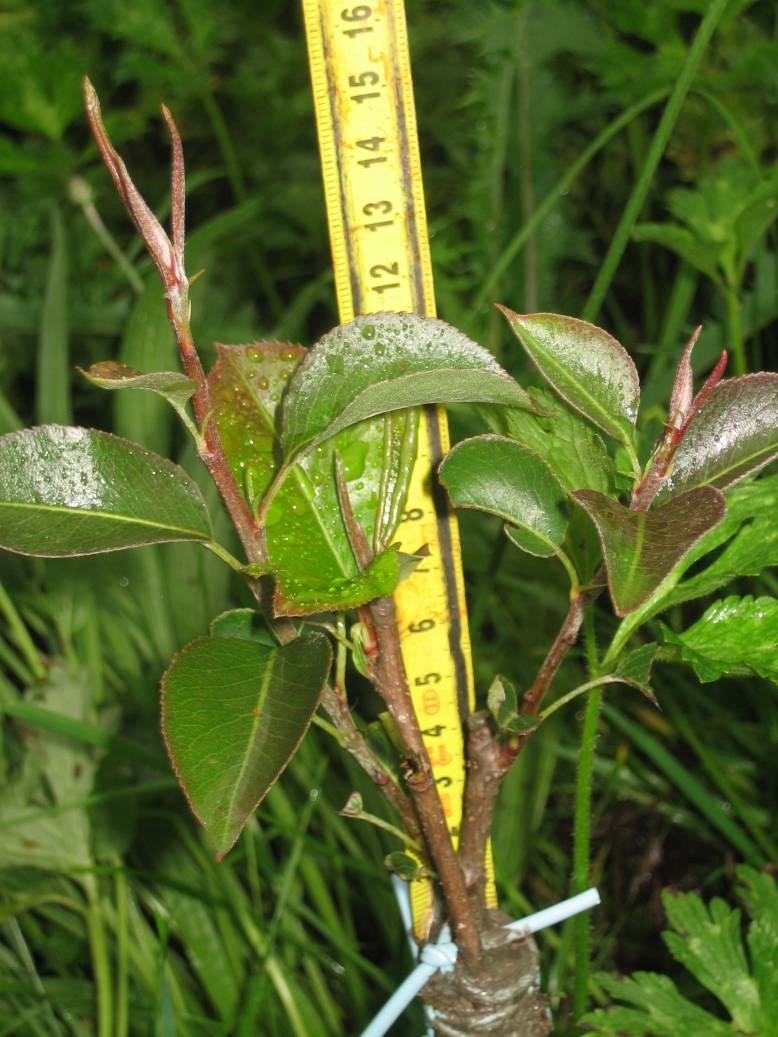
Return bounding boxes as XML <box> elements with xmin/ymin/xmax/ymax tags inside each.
<box><xmin>0</xmin><ymin>0</ymin><xmax>777</xmax><ymax>1033</ymax></box>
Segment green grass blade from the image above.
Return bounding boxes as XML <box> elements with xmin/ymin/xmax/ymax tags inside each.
<box><xmin>36</xmin><ymin>205</ymin><xmax>72</xmax><ymax>425</ymax></box>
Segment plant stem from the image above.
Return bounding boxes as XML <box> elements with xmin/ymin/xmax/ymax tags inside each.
<box><xmin>520</xmin><ymin>593</ymin><xmax>586</xmax><ymax>717</ymax></box>
<box><xmin>572</xmin><ymin>685</ymin><xmax>603</xmax><ymax>1020</ymax></box>
<box><xmin>370</xmin><ymin>595</ymin><xmax>482</xmax><ymax>966</ymax></box>
<box><xmin>725</xmin><ymin>282</ymin><xmax>746</xmax><ymax>375</ymax></box>
<box><xmin>319</xmin><ymin>681</ymin><xmax>422</xmax><ymax>846</ymax></box>
<box><xmin>114</xmin><ymin>864</ymin><xmax>129</xmax><ymax>1037</ymax></box>
<box><xmin>86</xmin><ymin>887</ymin><xmax>113</xmax><ymax>1037</ymax></box>
<box><xmin>458</xmin><ymin>711</ymin><xmax>507</xmax><ymax>901</ymax></box>
<box><xmin>582</xmin><ymin>0</ymin><xmax>730</xmax><ymax>322</ymax></box>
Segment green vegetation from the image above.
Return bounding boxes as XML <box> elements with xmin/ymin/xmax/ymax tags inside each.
<box><xmin>1</xmin><ymin>1</ymin><xmax>777</xmax><ymax>1034</ymax></box>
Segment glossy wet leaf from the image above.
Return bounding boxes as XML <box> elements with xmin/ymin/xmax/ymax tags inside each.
<box><xmin>79</xmin><ymin>361</ymin><xmax>196</xmax><ymax>427</ymax></box>
<box><xmin>0</xmin><ymin>425</ymin><xmax>212</xmax><ymax>556</ymax></box>
<box><xmin>271</xmin><ymin>545</ymin><xmax>402</xmax><ymax>617</ymax></box>
<box><xmin>572</xmin><ymin>487</ymin><xmax>726</xmax><ymax>616</ymax></box>
<box><xmin>209</xmin><ymin>342</ymin><xmax>412</xmax><ymax>615</ymax></box>
<box><xmin>659</xmin><ymin>374</ymin><xmax>778</xmax><ymax>499</ymax></box>
<box><xmin>498</xmin><ymin>308</ymin><xmax>640</xmax><ymax>448</ymax></box>
<box><xmin>486</xmin><ymin>386</ymin><xmax>614</xmax><ymax>494</ymax></box>
<box><xmin>662</xmin><ymin>595</ymin><xmax>778</xmax><ymax>684</ymax></box>
<box><xmin>439</xmin><ymin>435</ymin><xmax>568</xmax><ymax>558</ymax></box>
<box><xmin>162</xmin><ymin>631</ymin><xmax>332</xmax><ymax>858</ymax></box>
<box><xmin>280</xmin><ymin>312</ymin><xmax>531</xmax><ymax>458</ymax></box>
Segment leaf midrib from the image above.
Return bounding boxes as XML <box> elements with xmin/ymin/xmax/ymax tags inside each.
<box><xmin>531</xmin><ymin>337</ymin><xmax>632</xmax><ymax>442</ymax></box>
<box><xmin>221</xmin><ymin>650</ymin><xmax>276</xmax><ymax>842</ymax></box>
<box><xmin>0</xmin><ymin>499</ymin><xmax>208</xmax><ymax>539</ymax></box>
<box><xmin>234</xmin><ymin>360</ymin><xmax>353</xmax><ymax>579</ymax></box>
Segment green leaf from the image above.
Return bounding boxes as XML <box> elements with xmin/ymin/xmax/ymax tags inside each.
<box><xmin>209</xmin><ymin>608</ymin><xmax>276</xmax><ymax>646</ymax></box>
<box><xmin>439</xmin><ymin>435</ymin><xmax>568</xmax><ymax>557</ymax></box>
<box><xmin>583</xmin><ymin>868</ymin><xmax>778</xmax><ymax>1036</ymax></box>
<box><xmin>612</xmin><ymin>643</ymin><xmax>658</xmax><ymax>703</ymax></box>
<box><xmin>659</xmin><ymin>374</ymin><xmax>778</xmax><ymax>499</ymax></box>
<box><xmin>632</xmin><ymin>222</ymin><xmax>722</xmax><ymax>281</ymax></box>
<box><xmin>662</xmin><ymin>890</ymin><xmax>762</xmax><ymax>1033</ymax></box>
<box><xmin>210</xmin><ymin>341</ymin><xmax>410</xmax><ymax>615</ymax></box>
<box><xmin>280</xmin><ymin>312</ymin><xmax>531</xmax><ymax>458</ymax></box>
<box><xmin>0</xmin><ymin>425</ymin><xmax>213</xmax><ymax>556</ymax></box>
<box><xmin>485</xmin><ymin>385</ymin><xmax>615</xmax><ymax>494</ymax></box>
<box><xmin>662</xmin><ymin>595</ymin><xmax>778</xmax><ymax>684</ymax></box>
<box><xmin>486</xmin><ymin>674</ymin><xmax>538</xmax><ymax>735</ymax></box>
<box><xmin>161</xmin><ymin>631</ymin><xmax>332</xmax><ymax>858</ymax></box>
<box><xmin>271</xmin><ymin>545</ymin><xmax>403</xmax><ymax>617</ymax></box>
<box><xmin>582</xmin><ymin>972</ymin><xmax>734</xmax><ymax>1036</ymax></box>
<box><xmin>498</xmin><ymin>308</ymin><xmax>640</xmax><ymax>449</ymax></box>
<box><xmin>572</xmin><ymin>487</ymin><xmax>726</xmax><ymax>616</ymax></box>
<box><xmin>737</xmin><ymin>866</ymin><xmax>778</xmax><ymax>1022</ymax></box>
<box><xmin>79</xmin><ymin>361</ymin><xmax>196</xmax><ymax>432</ymax></box>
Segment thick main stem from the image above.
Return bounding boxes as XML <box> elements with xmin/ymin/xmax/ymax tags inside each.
<box><xmin>369</xmin><ymin>595</ymin><xmax>482</xmax><ymax>967</ymax></box>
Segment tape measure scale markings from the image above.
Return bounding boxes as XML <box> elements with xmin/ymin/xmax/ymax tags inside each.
<box><xmin>301</xmin><ymin>0</ymin><xmax>495</xmax><ymax>938</ymax></box>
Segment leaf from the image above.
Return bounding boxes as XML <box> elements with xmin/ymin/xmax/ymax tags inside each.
<box><xmin>79</xmin><ymin>362</ymin><xmax>196</xmax><ymax>430</ymax></box>
<box><xmin>581</xmin><ymin>972</ymin><xmax>734</xmax><ymax>1036</ymax></box>
<box><xmin>662</xmin><ymin>595</ymin><xmax>778</xmax><ymax>684</ymax></box>
<box><xmin>498</xmin><ymin>308</ymin><xmax>640</xmax><ymax>448</ymax></box>
<box><xmin>632</xmin><ymin>222</ymin><xmax>722</xmax><ymax>281</ymax></box>
<box><xmin>0</xmin><ymin>425</ymin><xmax>212</xmax><ymax>556</ymax></box>
<box><xmin>161</xmin><ymin>631</ymin><xmax>332</xmax><ymax>858</ymax></box>
<box><xmin>280</xmin><ymin>312</ymin><xmax>532</xmax><ymax>458</ymax></box>
<box><xmin>611</xmin><ymin>643</ymin><xmax>658</xmax><ymax>703</ymax></box>
<box><xmin>572</xmin><ymin>488</ymin><xmax>726</xmax><ymax>616</ymax></box>
<box><xmin>271</xmin><ymin>545</ymin><xmax>402</xmax><ymax>617</ymax></box>
<box><xmin>662</xmin><ymin>890</ymin><xmax>762</xmax><ymax>1033</ymax></box>
<box><xmin>439</xmin><ymin>435</ymin><xmax>568</xmax><ymax>557</ymax></box>
<box><xmin>659</xmin><ymin>374</ymin><xmax>778</xmax><ymax>499</ymax></box>
<box><xmin>209</xmin><ymin>608</ymin><xmax>276</xmax><ymax>646</ymax></box>
<box><xmin>583</xmin><ymin>868</ymin><xmax>778</xmax><ymax>1036</ymax></box>
<box><xmin>484</xmin><ymin>386</ymin><xmax>615</xmax><ymax>494</ymax></box>
<box><xmin>209</xmin><ymin>341</ymin><xmax>410</xmax><ymax>615</ymax></box>
<box><xmin>486</xmin><ymin>674</ymin><xmax>539</xmax><ymax>735</ymax></box>
<box><xmin>737</xmin><ymin>866</ymin><xmax>778</xmax><ymax>1022</ymax></box>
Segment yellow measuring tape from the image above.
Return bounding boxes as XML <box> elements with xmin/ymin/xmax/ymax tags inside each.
<box><xmin>302</xmin><ymin>0</ymin><xmax>495</xmax><ymax>937</ymax></box>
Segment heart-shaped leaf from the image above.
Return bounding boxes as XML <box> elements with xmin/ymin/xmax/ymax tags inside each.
<box><xmin>499</xmin><ymin>308</ymin><xmax>640</xmax><ymax>449</ymax></box>
<box><xmin>0</xmin><ymin>425</ymin><xmax>212</xmax><ymax>556</ymax></box>
<box><xmin>659</xmin><ymin>374</ymin><xmax>778</xmax><ymax>499</ymax></box>
<box><xmin>162</xmin><ymin>631</ymin><xmax>332</xmax><ymax>858</ymax></box>
<box><xmin>487</xmin><ymin>386</ymin><xmax>615</xmax><ymax>495</ymax></box>
<box><xmin>280</xmin><ymin>312</ymin><xmax>531</xmax><ymax>458</ymax></box>
<box><xmin>662</xmin><ymin>596</ymin><xmax>778</xmax><ymax>685</ymax></box>
<box><xmin>209</xmin><ymin>342</ymin><xmax>409</xmax><ymax>614</ymax></box>
<box><xmin>573</xmin><ymin>488</ymin><xmax>726</xmax><ymax>616</ymax></box>
<box><xmin>439</xmin><ymin>435</ymin><xmax>568</xmax><ymax>557</ymax></box>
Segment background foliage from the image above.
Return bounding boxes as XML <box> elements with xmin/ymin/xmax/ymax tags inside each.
<box><xmin>0</xmin><ymin>0</ymin><xmax>776</xmax><ymax>1033</ymax></box>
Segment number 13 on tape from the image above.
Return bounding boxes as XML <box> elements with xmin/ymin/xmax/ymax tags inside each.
<box><xmin>301</xmin><ymin>0</ymin><xmax>496</xmax><ymax>938</ymax></box>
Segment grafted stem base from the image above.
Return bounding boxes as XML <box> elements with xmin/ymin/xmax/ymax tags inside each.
<box><xmin>421</xmin><ymin>914</ymin><xmax>551</xmax><ymax>1037</ymax></box>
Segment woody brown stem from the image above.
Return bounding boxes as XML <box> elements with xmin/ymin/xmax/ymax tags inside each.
<box><xmin>320</xmin><ymin>682</ymin><xmax>423</xmax><ymax>845</ymax></box>
<box><xmin>334</xmin><ymin>462</ymin><xmax>481</xmax><ymax>962</ymax></box>
<box><xmin>369</xmin><ymin>595</ymin><xmax>481</xmax><ymax>967</ymax></box>
<box><xmin>459</xmin><ymin>712</ymin><xmax>509</xmax><ymax>902</ymax></box>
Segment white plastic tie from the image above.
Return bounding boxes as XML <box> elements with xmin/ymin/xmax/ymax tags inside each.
<box><xmin>358</xmin><ymin>887</ymin><xmax>601</xmax><ymax>1037</ymax></box>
